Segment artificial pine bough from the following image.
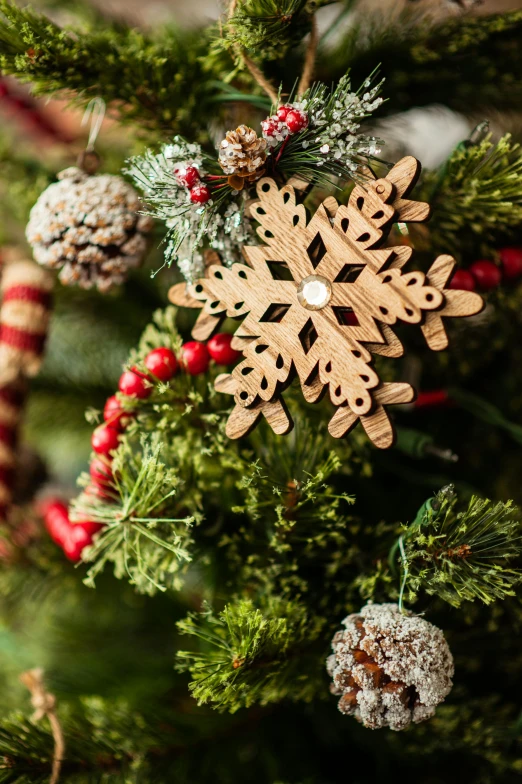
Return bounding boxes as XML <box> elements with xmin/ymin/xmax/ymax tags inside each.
<box><xmin>0</xmin><ymin>1</ymin><xmax>522</xmax><ymax>783</ymax></box>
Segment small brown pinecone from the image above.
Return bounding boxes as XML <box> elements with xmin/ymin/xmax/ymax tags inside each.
<box><xmin>326</xmin><ymin>603</ymin><xmax>454</xmax><ymax>731</ymax></box>
<box><xmin>26</xmin><ymin>168</ymin><xmax>154</xmax><ymax>293</ymax></box>
<box><xmin>218</xmin><ymin>125</ymin><xmax>267</xmax><ymax>191</ymax></box>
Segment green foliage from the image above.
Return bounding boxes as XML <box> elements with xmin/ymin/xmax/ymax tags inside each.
<box><xmin>411</xmin><ymin>10</ymin><xmax>522</xmax><ymax>63</ymax></box>
<box><xmin>0</xmin><ymin>132</ymin><xmax>52</xmax><ymax>245</ymax></box>
<box><xmin>399</xmin><ymin>697</ymin><xmax>522</xmax><ymax>781</ymax></box>
<box><xmin>422</xmin><ymin>133</ymin><xmax>522</xmax><ymax>258</ymax></box>
<box><xmin>75</xmin><ymin>438</ymin><xmax>196</xmax><ymax>595</ymax></box>
<box><xmin>177</xmin><ymin>597</ymin><xmax>324</xmax><ymax>712</ymax></box>
<box><xmin>326</xmin><ymin>9</ymin><xmax>522</xmax><ymax>118</ymax></box>
<box><xmin>223</xmin><ymin>0</ymin><xmax>322</xmax><ymax>61</ymax></box>
<box><xmin>397</xmin><ymin>486</ymin><xmax>522</xmax><ymax>608</ymax></box>
<box><xmin>0</xmin><ymin>1</ymin><xmax>213</xmax><ymax>138</ymax></box>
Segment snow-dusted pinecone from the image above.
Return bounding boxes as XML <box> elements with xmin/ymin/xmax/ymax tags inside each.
<box><xmin>218</xmin><ymin>125</ymin><xmax>267</xmax><ymax>190</ymax></box>
<box><xmin>327</xmin><ymin>603</ymin><xmax>454</xmax><ymax>731</ymax></box>
<box><xmin>26</xmin><ymin>167</ymin><xmax>154</xmax><ymax>293</ymax></box>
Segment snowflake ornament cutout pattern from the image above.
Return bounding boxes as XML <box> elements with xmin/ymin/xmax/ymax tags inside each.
<box><xmin>169</xmin><ymin>156</ymin><xmax>483</xmax><ymax>447</ymax></box>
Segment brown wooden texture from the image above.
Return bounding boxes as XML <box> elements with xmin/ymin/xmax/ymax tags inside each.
<box><xmin>169</xmin><ymin>156</ymin><xmax>484</xmax><ymax>447</ymax></box>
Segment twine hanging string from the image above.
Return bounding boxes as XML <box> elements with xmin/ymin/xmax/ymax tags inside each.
<box><xmin>227</xmin><ymin>1</ymin><xmax>318</xmax><ymax>105</ymax></box>
<box><xmin>297</xmin><ymin>16</ymin><xmax>318</xmax><ymax>98</ymax></box>
<box><xmin>20</xmin><ymin>669</ymin><xmax>65</xmax><ymax>784</ymax></box>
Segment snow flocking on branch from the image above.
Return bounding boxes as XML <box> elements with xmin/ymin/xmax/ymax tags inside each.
<box><xmin>126</xmin><ymin>137</ymin><xmax>256</xmax><ymax>282</ymax></box>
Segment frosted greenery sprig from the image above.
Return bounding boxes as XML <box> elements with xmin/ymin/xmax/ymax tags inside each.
<box><xmin>392</xmin><ymin>486</ymin><xmax>522</xmax><ymax>608</ymax></box>
<box><xmin>176</xmin><ymin>598</ymin><xmax>324</xmax><ymax>712</ymax></box>
<box><xmin>423</xmin><ymin>133</ymin><xmax>522</xmax><ymax>257</ymax></box>
<box><xmin>73</xmin><ymin>438</ymin><xmax>197</xmax><ymax>595</ymax></box>
<box><xmin>126</xmin><ymin>137</ymin><xmax>256</xmax><ymax>282</ymax></box>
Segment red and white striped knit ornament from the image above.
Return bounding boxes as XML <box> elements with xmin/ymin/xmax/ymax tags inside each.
<box><xmin>0</xmin><ymin>259</ymin><xmax>53</xmax><ymax>384</ymax></box>
<box><xmin>0</xmin><ymin>382</ymin><xmax>25</xmax><ymax>522</ymax></box>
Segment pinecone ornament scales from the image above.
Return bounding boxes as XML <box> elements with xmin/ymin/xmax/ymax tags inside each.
<box><xmin>327</xmin><ymin>603</ymin><xmax>454</xmax><ymax>731</ymax></box>
<box><xmin>26</xmin><ymin>167</ymin><xmax>153</xmax><ymax>293</ymax></box>
<box><xmin>218</xmin><ymin>125</ymin><xmax>267</xmax><ymax>191</ymax></box>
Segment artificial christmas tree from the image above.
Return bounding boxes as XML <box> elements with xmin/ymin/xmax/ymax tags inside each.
<box><xmin>0</xmin><ymin>1</ymin><xmax>522</xmax><ymax>782</ymax></box>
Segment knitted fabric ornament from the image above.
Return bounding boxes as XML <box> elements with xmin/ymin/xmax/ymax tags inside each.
<box><xmin>0</xmin><ymin>259</ymin><xmax>53</xmax><ymax>384</ymax></box>
<box><xmin>327</xmin><ymin>603</ymin><xmax>454</xmax><ymax>731</ymax></box>
<box><xmin>218</xmin><ymin>125</ymin><xmax>267</xmax><ymax>191</ymax></box>
<box><xmin>26</xmin><ymin>167</ymin><xmax>154</xmax><ymax>293</ymax></box>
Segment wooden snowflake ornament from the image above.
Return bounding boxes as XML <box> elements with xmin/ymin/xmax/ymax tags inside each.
<box><xmin>169</xmin><ymin>156</ymin><xmax>483</xmax><ymax>447</ymax></box>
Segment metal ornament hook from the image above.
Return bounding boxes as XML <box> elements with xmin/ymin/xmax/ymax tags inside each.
<box><xmin>81</xmin><ymin>97</ymin><xmax>106</xmax><ymax>152</ymax></box>
<box><xmin>78</xmin><ymin>98</ymin><xmax>106</xmax><ymax>174</ymax></box>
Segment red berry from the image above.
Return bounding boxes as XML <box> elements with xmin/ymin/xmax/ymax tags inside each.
<box><xmin>180</xmin><ymin>341</ymin><xmax>210</xmax><ymax>375</ymax></box>
<box><xmin>207</xmin><ymin>333</ymin><xmax>241</xmax><ymax>365</ymax></box>
<box><xmin>118</xmin><ymin>369</ymin><xmax>152</xmax><ymax>399</ymax></box>
<box><xmin>144</xmin><ymin>347</ymin><xmax>178</xmax><ymax>381</ymax></box>
<box><xmin>62</xmin><ymin>525</ymin><xmax>93</xmax><ymax>562</ymax></box>
<box><xmin>175</xmin><ymin>165</ymin><xmax>200</xmax><ymax>188</ymax></box>
<box><xmin>103</xmin><ymin>394</ymin><xmax>132</xmax><ymax>431</ymax></box>
<box><xmin>43</xmin><ymin>500</ymin><xmax>70</xmax><ymax>545</ymax></box>
<box><xmin>90</xmin><ymin>457</ymin><xmax>113</xmax><ymax>487</ymax></box>
<box><xmin>285</xmin><ymin>109</ymin><xmax>308</xmax><ymax>134</ymax></box>
<box><xmin>91</xmin><ymin>424</ymin><xmax>120</xmax><ymax>456</ymax></box>
<box><xmin>84</xmin><ymin>482</ymin><xmax>113</xmax><ymax>501</ymax></box>
<box><xmin>414</xmin><ymin>390</ymin><xmax>451</xmax><ymax>409</ymax></box>
<box><xmin>499</xmin><ymin>247</ymin><xmax>522</xmax><ymax>281</ymax></box>
<box><xmin>469</xmin><ymin>260</ymin><xmax>501</xmax><ymax>291</ymax></box>
<box><xmin>261</xmin><ymin>117</ymin><xmax>280</xmax><ymax>137</ymax></box>
<box><xmin>74</xmin><ymin>519</ymin><xmax>105</xmax><ymax>536</ymax></box>
<box><xmin>449</xmin><ymin>269</ymin><xmax>476</xmax><ymax>292</ymax></box>
<box><xmin>276</xmin><ymin>104</ymin><xmax>292</xmax><ymax>121</ymax></box>
<box><xmin>190</xmin><ymin>185</ymin><xmax>211</xmax><ymax>205</ymax></box>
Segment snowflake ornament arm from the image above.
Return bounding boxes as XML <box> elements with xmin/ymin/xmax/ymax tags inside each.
<box><xmin>169</xmin><ymin>156</ymin><xmax>483</xmax><ymax>448</ymax></box>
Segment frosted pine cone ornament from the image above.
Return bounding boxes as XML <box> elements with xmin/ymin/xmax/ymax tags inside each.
<box><xmin>26</xmin><ymin>167</ymin><xmax>153</xmax><ymax>293</ymax></box>
<box><xmin>327</xmin><ymin>603</ymin><xmax>454</xmax><ymax>731</ymax></box>
<box><xmin>218</xmin><ymin>125</ymin><xmax>267</xmax><ymax>191</ymax></box>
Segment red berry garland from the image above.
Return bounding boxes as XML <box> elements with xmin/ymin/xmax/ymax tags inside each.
<box><xmin>180</xmin><ymin>341</ymin><xmax>210</xmax><ymax>375</ymax></box>
<box><xmin>499</xmin><ymin>247</ymin><xmax>522</xmax><ymax>281</ymax></box>
<box><xmin>62</xmin><ymin>524</ymin><xmax>94</xmax><ymax>562</ymax></box>
<box><xmin>42</xmin><ymin>499</ymin><xmax>104</xmax><ymax>562</ymax></box>
<box><xmin>103</xmin><ymin>394</ymin><xmax>132</xmax><ymax>430</ymax></box>
<box><xmin>118</xmin><ymin>369</ymin><xmax>152</xmax><ymax>399</ymax></box>
<box><xmin>90</xmin><ymin>456</ymin><xmax>113</xmax><ymax>487</ymax></box>
<box><xmin>91</xmin><ymin>424</ymin><xmax>120</xmax><ymax>456</ymax></box>
<box><xmin>144</xmin><ymin>347</ymin><xmax>178</xmax><ymax>381</ymax></box>
<box><xmin>207</xmin><ymin>333</ymin><xmax>240</xmax><ymax>365</ymax></box>
<box><xmin>449</xmin><ymin>269</ymin><xmax>476</xmax><ymax>292</ymax></box>
<box><xmin>468</xmin><ymin>260</ymin><xmax>501</xmax><ymax>291</ymax></box>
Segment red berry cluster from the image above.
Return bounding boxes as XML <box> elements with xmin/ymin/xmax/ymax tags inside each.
<box><xmin>41</xmin><ymin>499</ymin><xmax>103</xmax><ymax>561</ymax></box>
<box><xmin>450</xmin><ymin>247</ymin><xmax>522</xmax><ymax>292</ymax></box>
<box><xmin>174</xmin><ymin>163</ymin><xmax>211</xmax><ymax>205</ymax></box>
<box><xmin>89</xmin><ymin>335</ymin><xmax>240</xmax><ymax>488</ymax></box>
<box><xmin>261</xmin><ymin>104</ymin><xmax>309</xmax><ymax>147</ymax></box>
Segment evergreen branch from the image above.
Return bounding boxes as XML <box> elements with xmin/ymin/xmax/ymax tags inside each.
<box><xmin>396</xmin><ymin>486</ymin><xmax>522</xmax><ymax>608</ymax></box>
<box><xmin>326</xmin><ymin>9</ymin><xmax>522</xmax><ymax>117</ymax></box>
<box><xmin>176</xmin><ymin>598</ymin><xmax>325</xmax><ymax>712</ymax></box>
<box><xmin>411</xmin><ymin>10</ymin><xmax>522</xmax><ymax>64</ymax></box>
<box><xmin>0</xmin><ymin>1</ymin><xmax>214</xmax><ymax>137</ymax></box>
<box><xmin>421</xmin><ymin>133</ymin><xmax>522</xmax><ymax>258</ymax></box>
<box><xmin>223</xmin><ymin>0</ymin><xmax>328</xmax><ymax>62</ymax></box>
<box><xmin>74</xmin><ymin>439</ymin><xmax>196</xmax><ymax>595</ymax></box>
